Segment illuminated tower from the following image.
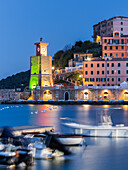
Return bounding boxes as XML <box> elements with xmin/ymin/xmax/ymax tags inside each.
<box><xmin>29</xmin><ymin>40</ymin><xmax>53</xmax><ymax>89</ymax></box>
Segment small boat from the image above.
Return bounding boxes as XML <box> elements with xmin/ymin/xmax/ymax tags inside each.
<box><xmin>23</xmin><ymin>132</ymin><xmax>86</xmax><ymax>146</ymax></box>
<box><xmin>56</xmin><ymin>134</ymin><xmax>85</xmax><ymax>146</ymax></box>
<box><xmin>63</xmin><ymin>115</ymin><xmax>128</xmax><ymax>138</ymax></box>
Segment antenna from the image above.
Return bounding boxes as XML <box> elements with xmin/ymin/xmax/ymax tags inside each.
<box><xmin>40</xmin><ymin>37</ymin><xmax>43</xmax><ymax>42</ymax></box>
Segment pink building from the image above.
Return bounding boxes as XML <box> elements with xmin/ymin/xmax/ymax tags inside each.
<box><xmin>102</xmin><ymin>32</ymin><xmax>128</xmax><ymax>58</ymax></box>
<box><xmin>83</xmin><ymin>57</ymin><xmax>128</xmax><ymax>86</ymax></box>
<box><xmin>93</xmin><ymin>16</ymin><xmax>128</xmax><ymax>42</ymax></box>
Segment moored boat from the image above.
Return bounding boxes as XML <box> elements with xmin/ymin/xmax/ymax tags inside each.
<box><xmin>63</xmin><ymin>115</ymin><xmax>128</xmax><ymax>138</ymax></box>
<box><xmin>56</xmin><ymin>134</ymin><xmax>85</xmax><ymax>146</ymax></box>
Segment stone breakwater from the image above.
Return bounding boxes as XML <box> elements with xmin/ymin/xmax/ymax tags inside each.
<box><xmin>1</xmin><ymin>100</ymin><xmax>128</xmax><ymax>105</ymax></box>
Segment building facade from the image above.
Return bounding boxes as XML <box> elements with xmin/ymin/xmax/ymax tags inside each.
<box><xmin>68</xmin><ymin>53</ymin><xmax>93</xmax><ymax>67</ymax></box>
<box><xmin>102</xmin><ymin>32</ymin><xmax>128</xmax><ymax>58</ymax></box>
<box><xmin>32</xmin><ymin>86</ymin><xmax>128</xmax><ymax>101</ymax></box>
<box><xmin>93</xmin><ymin>16</ymin><xmax>128</xmax><ymax>42</ymax></box>
<box><xmin>29</xmin><ymin>41</ymin><xmax>53</xmax><ymax>89</ymax></box>
<box><xmin>83</xmin><ymin>57</ymin><xmax>128</xmax><ymax>86</ymax></box>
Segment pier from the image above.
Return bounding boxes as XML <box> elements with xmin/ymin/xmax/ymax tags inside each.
<box><xmin>0</xmin><ymin>126</ymin><xmax>54</xmax><ymax>136</ymax></box>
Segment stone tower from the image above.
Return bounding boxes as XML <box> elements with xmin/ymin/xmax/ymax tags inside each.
<box><xmin>29</xmin><ymin>40</ymin><xmax>53</xmax><ymax>89</ymax></box>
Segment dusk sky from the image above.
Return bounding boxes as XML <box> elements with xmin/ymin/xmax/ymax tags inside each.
<box><xmin>0</xmin><ymin>0</ymin><xmax>128</xmax><ymax>80</ymax></box>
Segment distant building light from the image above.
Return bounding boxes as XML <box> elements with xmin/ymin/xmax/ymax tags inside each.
<box><xmin>87</xmin><ymin>58</ymin><xmax>91</xmax><ymax>61</ymax></box>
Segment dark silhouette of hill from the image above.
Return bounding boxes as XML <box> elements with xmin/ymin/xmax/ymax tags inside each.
<box><xmin>0</xmin><ymin>70</ymin><xmax>30</xmax><ymax>90</ymax></box>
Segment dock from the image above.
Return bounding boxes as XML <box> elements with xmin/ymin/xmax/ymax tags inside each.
<box><xmin>0</xmin><ymin>126</ymin><xmax>54</xmax><ymax>136</ymax></box>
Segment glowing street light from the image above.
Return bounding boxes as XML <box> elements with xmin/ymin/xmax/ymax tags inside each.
<box><xmin>52</xmin><ymin>67</ymin><xmax>55</xmax><ymax>70</ymax></box>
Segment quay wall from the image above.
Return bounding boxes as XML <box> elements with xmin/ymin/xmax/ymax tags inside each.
<box><xmin>0</xmin><ymin>87</ymin><xmax>128</xmax><ymax>103</ymax></box>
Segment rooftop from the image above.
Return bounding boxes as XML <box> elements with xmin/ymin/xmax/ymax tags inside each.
<box><xmin>93</xmin><ymin>16</ymin><xmax>128</xmax><ymax>27</ymax></box>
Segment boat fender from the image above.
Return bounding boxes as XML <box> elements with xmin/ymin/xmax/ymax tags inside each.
<box><xmin>16</xmin><ymin>151</ymin><xmax>19</xmax><ymax>158</ymax></box>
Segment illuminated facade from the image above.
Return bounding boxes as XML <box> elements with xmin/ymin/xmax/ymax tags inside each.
<box><xmin>83</xmin><ymin>57</ymin><xmax>128</xmax><ymax>86</ymax></box>
<box><xmin>102</xmin><ymin>32</ymin><xmax>128</xmax><ymax>58</ymax></box>
<box><xmin>93</xmin><ymin>16</ymin><xmax>128</xmax><ymax>42</ymax></box>
<box><xmin>29</xmin><ymin>41</ymin><xmax>53</xmax><ymax>89</ymax></box>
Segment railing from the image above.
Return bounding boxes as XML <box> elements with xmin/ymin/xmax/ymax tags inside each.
<box><xmin>39</xmin><ymin>85</ymin><xmax>128</xmax><ymax>90</ymax></box>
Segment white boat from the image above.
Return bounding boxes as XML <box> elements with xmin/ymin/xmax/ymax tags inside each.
<box><xmin>63</xmin><ymin>115</ymin><xmax>128</xmax><ymax>138</ymax></box>
<box><xmin>57</xmin><ymin>134</ymin><xmax>85</xmax><ymax>146</ymax></box>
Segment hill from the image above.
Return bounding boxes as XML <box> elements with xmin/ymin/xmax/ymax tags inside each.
<box><xmin>53</xmin><ymin>40</ymin><xmax>102</xmax><ymax>69</ymax></box>
<box><xmin>0</xmin><ymin>70</ymin><xmax>30</xmax><ymax>90</ymax></box>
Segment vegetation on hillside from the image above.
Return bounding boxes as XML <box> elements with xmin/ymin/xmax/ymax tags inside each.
<box><xmin>0</xmin><ymin>70</ymin><xmax>30</xmax><ymax>90</ymax></box>
<box><xmin>53</xmin><ymin>40</ymin><xmax>102</xmax><ymax>69</ymax></box>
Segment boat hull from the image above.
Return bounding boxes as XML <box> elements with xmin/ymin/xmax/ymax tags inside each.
<box><xmin>64</xmin><ymin>123</ymin><xmax>128</xmax><ymax>138</ymax></box>
<box><xmin>57</xmin><ymin>137</ymin><xmax>83</xmax><ymax>145</ymax></box>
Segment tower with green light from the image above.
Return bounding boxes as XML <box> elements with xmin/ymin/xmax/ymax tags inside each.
<box><xmin>29</xmin><ymin>40</ymin><xmax>53</xmax><ymax>89</ymax></box>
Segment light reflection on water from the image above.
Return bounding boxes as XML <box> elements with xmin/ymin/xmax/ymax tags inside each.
<box><xmin>0</xmin><ymin>104</ymin><xmax>128</xmax><ymax>169</ymax></box>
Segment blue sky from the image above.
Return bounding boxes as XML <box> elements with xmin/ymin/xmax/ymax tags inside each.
<box><xmin>0</xmin><ymin>0</ymin><xmax>128</xmax><ymax>79</ymax></box>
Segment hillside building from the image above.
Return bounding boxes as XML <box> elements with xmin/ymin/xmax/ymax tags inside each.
<box><xmin>93</xmin><ymin>16</ymin><xmax>128</xmax><ymax>43</ymax></box>
<box><xmin>102</xmin><ymin>31</ymin><xmax>128</xmax><ymax>58</ymax></box>
<box><xmin>83</xmin><ymin>57</ymin><xmax>128</xmax><ymax>86</ymax></box>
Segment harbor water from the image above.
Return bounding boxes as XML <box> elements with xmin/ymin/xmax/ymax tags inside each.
<box><xmin>0</xmin><ymin>104</ymin><xmax>128</xmax><ymax>170</ymax></box>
